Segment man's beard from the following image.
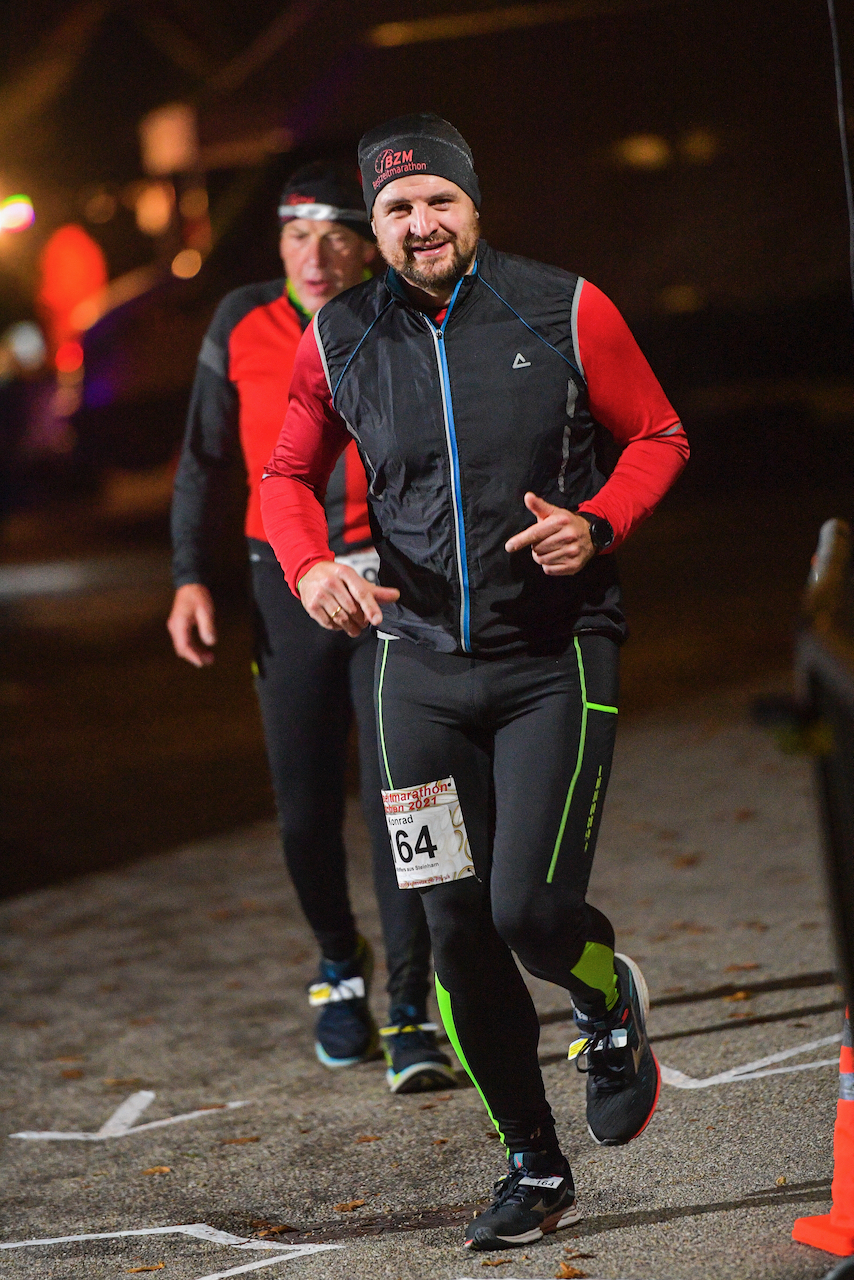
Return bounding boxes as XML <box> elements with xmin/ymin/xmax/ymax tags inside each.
<box><xmin>386</xmin><ymin>229</ymin><xmax>478</xmax><ymax>292</ymax></box>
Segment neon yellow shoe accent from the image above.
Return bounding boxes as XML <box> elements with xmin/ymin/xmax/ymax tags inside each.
<box><xmin>568</xmin><ymin>1038</ymin><xmax>589</xmax><ymax>1061</ymax></box>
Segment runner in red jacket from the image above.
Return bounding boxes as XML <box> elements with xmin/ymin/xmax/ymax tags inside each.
<box><xmin>168</xmin><ymin>162</ymin><xmax>455</xmax><ymax>1093</ymax></box>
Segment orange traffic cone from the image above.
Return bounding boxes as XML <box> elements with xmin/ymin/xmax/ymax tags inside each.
<box><xmin>793</xmin><ymin>1011</ymin><xmax>854</xmax><ymax>1255</ymax></box>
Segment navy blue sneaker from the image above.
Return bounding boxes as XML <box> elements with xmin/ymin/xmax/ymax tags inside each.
<box><xmin>569</xmin><ymin>953</ymin><xmax>660</xmax><ymax>1146</ymax></box>
<box><xmin>464</xmin><ymin>1150</ymin><xmax>581</xmax><ymax>1250</ymax></box>
<box><xmin>308</xmin><ymin>936</ymin><xmax>378</xmax><ymax>1068</ymax></box>
<box><xmin>380</xmin><ymin>1005</ymin><xmax>458</xmax><ymax>1094</ymax></box>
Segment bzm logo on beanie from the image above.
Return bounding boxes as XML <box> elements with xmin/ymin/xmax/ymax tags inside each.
<box><xmin>375</xmin><ymin>148</ymin><xmax>414</xmax><ymax>175</ymax></box>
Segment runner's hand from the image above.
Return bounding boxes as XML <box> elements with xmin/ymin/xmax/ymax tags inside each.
<box><xmin>167</xmin><ymin>583</ymin><xmax>217</xmax><ymax>667</ymax></box>
<box><xmin>505</xmin><ymin>492</ymin><xmax>596</xmax><ymax>576</ymax></box>
<box><xmin>298</xmin><ymin>561</ymin><xmax>400</xmax><ymax>636</ymax></box>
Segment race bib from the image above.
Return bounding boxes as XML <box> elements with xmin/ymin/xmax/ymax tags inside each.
<box><xmin>382</xmin><ymin>776</ymin><xmax>475</xmax><ymax>890</ymax></box>
<box><xmin>335</xmin><ymin>548</ymin><xmax>380</xmax><ymax>583</ymax></box>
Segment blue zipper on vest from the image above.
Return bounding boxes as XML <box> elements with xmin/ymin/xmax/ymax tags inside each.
<box><xmin>425</xmin><ymin>275</ymin><xmax>470</xmax><ymax>652</ymax></box>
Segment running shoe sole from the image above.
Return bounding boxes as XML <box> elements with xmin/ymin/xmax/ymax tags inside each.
<box><xmin>586</xmin><ymin>953</ymin><xmax>661</xmax><ymax>1147</ymax></box>
<box><xmin>386</xmin><ymin>1060</ymin><xmax>459</xmax><ymax>1094</ymax></box>
<box><xmin>465</xmin><ymin>1201</ymin><xmax>583</xmax><ymax>1249</ymax></box>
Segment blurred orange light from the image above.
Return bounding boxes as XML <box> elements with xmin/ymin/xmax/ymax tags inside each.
<box><xmin>55</xmin><ymin>340</ymin><xmax>84</xmax><ymax>373</ymax></box>
<box><xmin>171</xmin><ymin>248</ymin><xmax>202</xmax><ymax>279</ymax></box>
<box><xmin>0</xmin><ymin>194</ymin><xmax>35</xmax><ymax>232</ymax></box>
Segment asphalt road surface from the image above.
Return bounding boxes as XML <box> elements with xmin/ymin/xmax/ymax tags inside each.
<box><xmin>1</xmin><ymin>682</ymin><xmax>845</xmax><ymax>1280</ymax></box>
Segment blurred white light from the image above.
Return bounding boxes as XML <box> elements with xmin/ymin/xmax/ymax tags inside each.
<box><xmin>3</xmin><ymin>321</ymin><xmax>46</xmax><ymax>369</ymax></box>
<box><xmin>0</xmin><ymin>194</ymin><xmax>35</xmax><ymax>232</ymax></box>
<box><xmin>171</xmin><ymin>248</ymin><xmax>202</xmax><ymax>279</ymax></box>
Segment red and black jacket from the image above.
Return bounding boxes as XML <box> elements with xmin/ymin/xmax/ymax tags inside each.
<box><xmin>171</xmin><ymin>279</ymin><xmax>371</xmax><ymax>589</ymax></box>
<box><xmin>261</xmin><ymin>242</ymin><xmax>689</xmax><ymax>656</ymax></box>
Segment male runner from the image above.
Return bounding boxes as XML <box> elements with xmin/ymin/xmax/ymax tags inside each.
<box><xmin>260</xmin><ymin>119</ymin><xmax>689</xmax><ymax>1248</ymax></box>
<box><xmin>168</xmin><ymin>161</ymin><xmax>455</xmax><ymax>1094</ymax></box>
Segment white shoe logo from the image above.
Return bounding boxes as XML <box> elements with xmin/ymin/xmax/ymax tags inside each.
<box><xmin>512</xmin><ymin>352</ymin><xmax>531</xmax><ymax>368</ymax></box>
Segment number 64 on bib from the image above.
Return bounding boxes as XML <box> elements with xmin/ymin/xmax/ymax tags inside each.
<box><xmin>381</xmin><ymin>776</ymin><xmax>476</xmax><ymax>890</ymax></box>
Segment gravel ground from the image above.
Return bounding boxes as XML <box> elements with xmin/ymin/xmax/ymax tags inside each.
<box><xmin>0</xmin><ymin>685</ymin><xmax>845</xmax><ymax>1280</ymax></box>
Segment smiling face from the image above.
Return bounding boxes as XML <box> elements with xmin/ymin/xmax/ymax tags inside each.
<box><xmin>279</xmin><ymin>218</ymin><xmax>376</xmax><ymax>314</ymax></box>
<box><xmin>371</xmin><ymin>174</ymin><xmax>480</xmax><ymax>301</ymax></box>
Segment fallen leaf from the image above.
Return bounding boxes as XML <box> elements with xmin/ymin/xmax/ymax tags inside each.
<box><xmin>256</xmin><ymin>1224</ymin><xmax>297</xmax><ymax>1237</ymax></box>
<box><xmin>141</xmin><ymin>1166</ymin><xmax>171</xmax><ymax>1175</ymax></box>
<box><xmin>776</xmin><ymin>1175</ymin><xmax>787</xmax><ymax>1186</ymax></box>
<box><xmin>706</xmin><ymin>1125</ymin><xmax>715</xmax><ymax>1131</ymax></box>
<box><xmin>221</xmin><ymin>1136</ymin><xmax>259</xmax><ymax>1145</ymax></box>
<box><xmin>724</xmin><ymin>990</ymin><xmax>751</xmax><ymax>1002</ymax></box>
<box><xmin>126</xmin><ymin>1266</ymin><xmax>165</xmax><ymax>1274</ymax></box>
<box><xmin>555</xmin><ymin>1265</ymin><xmax>588</xmax><ymax>1279</ymax></box>
<box><xmin>334</xmin><ymin>1199</ymin><xmax>365</xmax><ymax>1212</ymax></box>
<box><xmin>673</xmin><ymin>854</ymin><xmax>701</xmax><ymax>868</ymax></box>
<box><xmin>198</xmin><ymin>1104</ymin><xmax>227</xmax><ymax>1111</ymax></box>
<box><xmin>435</xmin><ymin>1094</ymin><xmax>452</xmax><ymax>1101</ymax></box>
<box><xmin>355</xmin><ymin>1135</ymin><xmax>381</xmax><ymax>1143</ymax></box>
<box><xmin>55</xmin><ymin>1056</ymin><xmax>84</xmax><ymax>1063</ymax></box>
<box><xmin>564</xmin><ymin>1252</ymin><xmax>596</xmax><ymax>1259</ymax></box>
<box><xmin>735</xmin><ymin>808</ymin><xmax>757</xmax><ymax>821</ymax></box>
<box><xmin>419</xmin><ymin>1103</ymin><xmax>436</xmax><ymax>1110</ymax></box>
<box><xmin>481</xmin><ymin>1260</ymin><xmax>512</xmax><ymax>1267</ymax></box>
<box><xmin>61</xmin><ymin>1069</ymin><xmax>84</xmax><ymax>1079</ymax></box>
<box><xmin>129</xmin><ymin>1017</ymin><xmax>156</xmax><ymax>1027</ymax></box>
<box><xmin>433</xmin><ymin>1138</ymin><xmax>449</xmax><ymax>1145</ymax></box>
<box><xmin>724</xmin><ymin>963</ymin><xmax>760</xmax><ymax>972</ymax></box>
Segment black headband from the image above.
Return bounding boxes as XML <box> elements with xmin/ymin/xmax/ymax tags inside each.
<box><xmin>358</xmin><ymin>114</ymin><xmax>480</xmax><ymax>218</ymax></box>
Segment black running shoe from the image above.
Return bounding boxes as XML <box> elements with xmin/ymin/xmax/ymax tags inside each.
<box><xmin>570</xmin><ymin>953</ymin><xmax>660</xmax><ymax>1146</ymax></box>
<box><xmin>464</xmin><ymin>1151</ymin><xmax>581</xmax><ymax>1251</ymax></box>
<box><xmin>380</xmin><ymin>1006</ymin><xmax>458</xmax><ymax>1094</ymax></box>
<box><xmin>308</xmin><ymin>936</ymin><xmax>378</xmax><ymax>1068</ymax></box>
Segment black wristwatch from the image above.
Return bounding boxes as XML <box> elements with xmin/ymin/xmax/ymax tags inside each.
<box><xmin>577</xmin><ymin>511</ymin><xmax>615</xmax><ymax>553</ymax></box>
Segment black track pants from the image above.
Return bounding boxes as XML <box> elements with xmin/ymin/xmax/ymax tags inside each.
<box><xmin>375</xmin><ymin>634</ymin><xmax>619</xmax><ymax>1146</ymax></box>
<box><xmin>250</xmin><ymin>550</ymin><xmax>431</xmax><ymax>1013</ymax></box>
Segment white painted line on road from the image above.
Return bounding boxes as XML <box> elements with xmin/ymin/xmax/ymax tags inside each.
<box><xmin>0</xmin><ymin>1221</ymin><xmax>341</xmax><ymax>1279</ymax></box>
<box><xmin>196</xmin><ymin>1248</ymin><xmax>341</xmax><ymax>1279</ymax></box>
<box><xmin>661</xmin><ymin>1033</ymin><xmax>842</xmax><ymax>1089</ymax></box>
<box><xmin>0</xmin><ymin>1224</ymin><xmax>248</xmax><ymax>1249</ymax></box>
<box><xmin>9</xmin><ymin>1091</ymin><xmax>252</xmax><ymax>1140</ymax></box>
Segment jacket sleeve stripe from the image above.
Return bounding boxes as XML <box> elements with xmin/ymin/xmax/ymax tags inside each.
<box><xmin>570</xmin><ymin>277</ymin><xmax>586</xmax><ymax>382</ymax></box>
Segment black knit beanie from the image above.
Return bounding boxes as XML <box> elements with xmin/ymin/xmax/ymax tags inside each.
<box><xmin>278</xmin><ymin>161</ymin><xmax>374</xmax><ymax>241</ymax></box>
<box><xmin>358</xmin><ymin>114</ymin><xmax>480</xmax><ymax>218</ymax></box>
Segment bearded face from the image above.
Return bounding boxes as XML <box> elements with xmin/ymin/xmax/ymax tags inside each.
<box><xmin>372</xmin><ymin>177</ymin><xmax>480</xmax><ymax>297</ymax></box>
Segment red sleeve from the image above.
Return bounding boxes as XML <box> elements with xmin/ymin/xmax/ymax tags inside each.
<box><xmin>575</xmin><ymin>281</ymin><xmax>689</xmax><ymax>548</ymax></box>
<box><xmin>260</xmin><ymin>317</ymin><xmax>352</xmax><ymax>594</ymax></box>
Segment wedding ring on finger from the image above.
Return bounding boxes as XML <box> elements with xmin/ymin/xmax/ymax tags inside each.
<box><xmin>329</xmin><ymin>605</ymin><xmax>343</xmax><ymax>621</ymax></box>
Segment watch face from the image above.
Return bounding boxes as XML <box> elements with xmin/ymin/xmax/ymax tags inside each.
<box><xmin>587</xmin><ymin>515</ymin><xmax>614</xmax><ymax>551</ymax></box>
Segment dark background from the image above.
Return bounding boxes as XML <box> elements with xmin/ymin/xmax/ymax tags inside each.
<box><xmin>2</xmin><ymin>0</ymin><xmax>853</xmax><ymax>896</ymax></box>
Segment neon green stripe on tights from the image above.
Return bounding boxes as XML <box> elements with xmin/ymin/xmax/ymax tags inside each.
<box><xmin>547</xmin><ymin>637</ymin><xmax>588</xmax><ymax>883</ymax></box>
<box><xmin>435</xmin><ymin>975</ymin><xmax>506</xmax><ymax>1150</ymax></box>
<box><xmin>571</xmin><ymin>940</ymin><xmax>619</xmax><ymax>1011</ymax></box>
